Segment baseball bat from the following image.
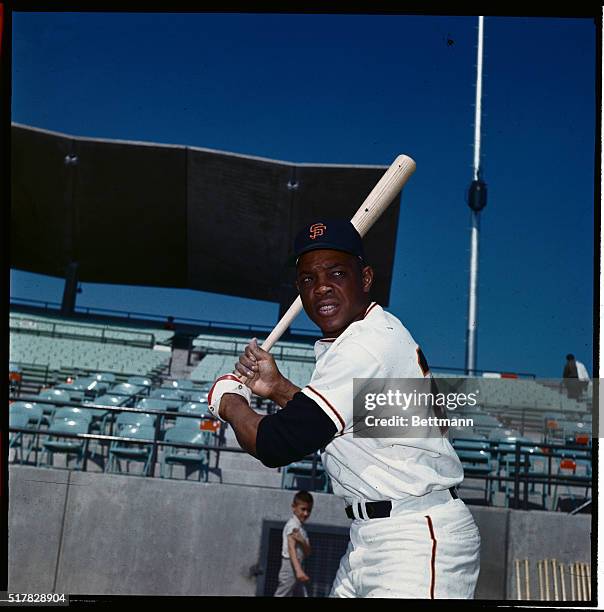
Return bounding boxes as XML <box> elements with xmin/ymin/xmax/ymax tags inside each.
<box><xmin>581</xmin><ymin>563</ymin><xmax>588</xmax><ymax>600</ymax></box>
<box><xmin>514</xmin><ymin>559</ymin><xmax>521</xmax><ymax>600</ymax></box>
<box><xmin>236</xmin><ymin>154</ymin><xmax>416</xmax><ymax>383</ymax></box>
<box><xmin>551</xmin><ymin>559</ymin><xmax>559</xmax><ymax>601</ymax></box>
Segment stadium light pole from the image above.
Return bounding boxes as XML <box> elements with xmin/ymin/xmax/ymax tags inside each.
<box><xmin>465</xmin><ymin>15</ymin><xmax>487</xmax><ymax>376</ymax></box>
<box><xmin>61</xmin><ymin>152</ymin><xmax>80</xmax><ymax>316</ymax></box>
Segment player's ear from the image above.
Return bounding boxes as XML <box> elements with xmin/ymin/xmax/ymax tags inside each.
<box><xmin>361</xmin><ymin>265</ymin><xmax>374</xmax><ymax>293</ymax></box>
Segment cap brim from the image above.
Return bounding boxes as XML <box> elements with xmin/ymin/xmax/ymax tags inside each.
<box><xmin>287</xmin><ymin>244</ymin><xmax>364</xmax><ymax>267</ymax></box>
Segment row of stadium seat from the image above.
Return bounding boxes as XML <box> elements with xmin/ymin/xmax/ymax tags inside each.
<box><xmin>190</xmin><ymin>333</ymin><xmax>316</xmax><ymax>386</ymax></box>
<box><xmin>9</xmin><ymin>372</ymin><xmax>219</xmax><ymax>481</ymax></box>
<box><xmin>192</xmin><ymin>333</ymin><xmax>315</xmax><ymax>358</ymax></box>
<box><xmin>450</xmin><ymin>431</ymin><xmax>591</xmax><ymax>510</ymax></box>
<box><xmin>10</xmin><ymin>405</ymin><xmax>215</xmax><ymax>481</ymax></box>
<box><xmin>10</xmin><ymin>332</ymin><xmax>170</xmax><ymax>375</ymax></box>
<box><xmin>189</xmin><ymin>354</ymin><xmax>315</xmax><ymax>387</ymax></box>
<box><xmin>10</xmin><ymin>312</ymin><xmax>175</xmax><ymax>345</ymax></box>
<box><xmin>461</xmin><ymin>377</ymin><xmax>587</xmax><ymax>412</ymax></box>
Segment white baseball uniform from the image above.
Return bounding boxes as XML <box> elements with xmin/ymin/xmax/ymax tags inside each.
<box><xmin>299</xmin><ymin>302</ymin><xmax>480</xmax><ymax>598</ymax></box>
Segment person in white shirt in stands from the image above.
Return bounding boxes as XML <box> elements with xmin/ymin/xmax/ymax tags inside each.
<box><xmin>563</xmin><ymin>354</ymin><xmax>590</xmax><ymax>400</ymax></box>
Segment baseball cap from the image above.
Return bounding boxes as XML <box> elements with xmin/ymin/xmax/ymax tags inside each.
<box><xmin>292</xmin><ymin>219</ymin><xmax>365</xmax><ymax>265</ymax></box>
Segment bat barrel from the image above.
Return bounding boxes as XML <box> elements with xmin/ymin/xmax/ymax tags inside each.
<box><xmin>350</xmin><ymin>154</ymin><xmax>416</xmax><ymax>236</ymax></box>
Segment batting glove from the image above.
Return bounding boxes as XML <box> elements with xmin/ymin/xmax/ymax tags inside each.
<box><xmin>208</xmin><ymin>374</ymin><xmax>252</xmax><ymax>422</ymax></box>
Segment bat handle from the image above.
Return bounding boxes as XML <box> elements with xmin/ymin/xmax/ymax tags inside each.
<box><xmin>235</xmin><ymin>296</ymin><xmax>304</xmax><ymax>385</ymax></box>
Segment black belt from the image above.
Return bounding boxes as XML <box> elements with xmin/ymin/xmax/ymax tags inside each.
<box><xmin>345</xmin><ymin>487</ymin><xmax>458</xmax><ymax>520</ymax></box>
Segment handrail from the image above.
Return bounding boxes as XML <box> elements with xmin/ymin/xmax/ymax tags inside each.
<box><xmin>431</xmin><ymin>366</ymin><xmax>537</xmax><ymax>379</ymax></box>
<box><xmin>11</xmin><ymin>395</ymin><xmax>212</xmax><ymax>420</ymax></box>
<box><xmin>10</xmin><ymin>297</ymin><xmax>318</xmax><ymax>337</ymax></box>
<box><xmin>9</xmin><ymin>424</ymin><xmax>591</xmax><ymax>502</ymax></box>
<box><xmin>452</xmin><ymin>438</ymin><xmax>592</xmax><ymax>510</ymax></box>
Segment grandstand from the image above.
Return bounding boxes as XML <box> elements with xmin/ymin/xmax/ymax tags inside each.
<box><xmin>9</xmin><ymin>310</ymin><xmax>173</xmax><ymax>396</ymax></box>
<box><xmin>9</xmin><ymin>305</ymin><xmax>592</xmax><ymax>503</ymax></box>
<box><xmin>190</xmin><ymin>333</ymin><xmax>315</xmax><ymax>387</ymax></box>
<box><xmin>8</xmin><ymin>303</ymin><xmax>593</xmax><ymax>598</ymax></box>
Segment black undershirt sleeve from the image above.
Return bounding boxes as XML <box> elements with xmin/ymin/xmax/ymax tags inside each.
<box><xmin>255</xmin><ymin>391</ymin><xmax>338</xmax><ymax>468</ymax></box>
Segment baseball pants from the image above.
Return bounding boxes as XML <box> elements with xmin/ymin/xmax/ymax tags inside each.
<box><xmin>330</xmin><ymin>492</ymin><xmax>480</xmax><ymax>598</ymax></box>
<box><xmin>274</xmin><ymin>559</ymin><xmax>308</xmax><ymax>597</ymax></box>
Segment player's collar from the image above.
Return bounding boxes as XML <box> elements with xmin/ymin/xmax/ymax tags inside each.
<box><xmin>363</xmin><ymin>301</ymin><xmax>379</xmax><ymax>319</ymax></box>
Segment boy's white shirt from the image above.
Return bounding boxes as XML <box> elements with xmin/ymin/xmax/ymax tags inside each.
<box><xmin>281</xmin><ymin>515</ymin><xmax>309</xmax><ymax>561</ymax></box>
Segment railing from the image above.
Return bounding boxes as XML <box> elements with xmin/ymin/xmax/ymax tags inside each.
<box><xmin>8</xmin><ymin>394</ymin><xmax>327</xmax><ymax>492</ymax></box>
<box><xmin>10</xmin><ymin>297</ymin><xmax>318</xmax><ymax>337</ymax></box>
<box><xmin>453</xmin><ymin>438</ymin><xmax>592</xmax><ymax>511</ymax></box>
<box><xmin>190</xmin><ymin>339</ymin><xmax>316</xmax><ymax>363</ymax></box>
<box><xmin>9</xmin><ymin>395</ymin><xmax>593</xmax><ymax>505</ymax></box>
<box><xmin>431</xmin><ymin>365</ymin><xmax>537</xmax><ymax>379</ymax></box>
<box><xmin>9</xmin><ymin>363</ymin><xmax>166</xmax><ymax>391</ymax></box>
<box><xmin>10</xmin><ymin>395</ymin><xmax>225</xmax><ymax>476</ymax></box>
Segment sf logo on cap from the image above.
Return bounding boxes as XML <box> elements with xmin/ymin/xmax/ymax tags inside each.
<box><xmin>309</xmin><ymin>223</ymin><xmax>326</xmax><ymax>239</ymax></box>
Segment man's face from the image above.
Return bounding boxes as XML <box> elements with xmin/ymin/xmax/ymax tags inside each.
<box><xmin>292</xmin><ymin>500</ymin><xmax>313</xmax><ymax>523</ymax></box>
<box><xmin>296</xmin><ymin>249</ymin><xmax>373</xmax><ymax>337</ymax></box>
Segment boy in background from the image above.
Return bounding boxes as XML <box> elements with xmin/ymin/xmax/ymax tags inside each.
<box><xmin>274</xmin><ymin>490</ymin><xmax>313</xmax><ymax>597</ymax></box>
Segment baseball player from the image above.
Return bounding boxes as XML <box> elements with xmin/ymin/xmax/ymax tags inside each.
<box><xmin>208</xmin><ymin>219</ymin><xmax>480</xmax><ymax>598</ymax></box>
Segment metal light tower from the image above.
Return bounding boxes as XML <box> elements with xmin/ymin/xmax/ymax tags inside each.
<box><xmin>465</xmin><ymin>16</ymin><xmax>487</xmax><ymax>376</ymax></box>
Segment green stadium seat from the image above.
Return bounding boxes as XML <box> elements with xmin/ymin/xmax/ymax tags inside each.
<box><xmin>106</xmin><ymin>424</ymin><xmax>156</xmax><ymax>476</ymax></box>
<box><xmin>115</xmin><ymin>411</ymin><xmax>157</xmax><ymax>433</ymax></box>
<box><xmin>10</xmin><ymin>401</ymin><xmax>44</xmax><ymax>427</ymax></box>
<box><xmin>38</xmin><ymin>417</ymin><xmax>90</xmax><ymax>470</ymax></box>
<box><xmin>149</xmin><ymin>388</ymin><xmax>182</xmax><ymax>411</ymax></box>
<box><xmin>128</xmin><ymin>376</ymin><xmax>153</xmax><ymax>387</ymax></box>
<box><xmin>179</xmin><ymin>402</ymin><xmax>210</xmax><ymax>417</ymax></box>
<box><xmin>174</xmin><ymin>416</ymin><xmax>204</xmax><ymax>429</ymax></box>
<box><xmin>9</xmin><ymin>412</ymin><xmax>32</xmax><ymax>463</ymax></box>
<box><xmin>110</xmin><ymin>383</ymin><xmax>145</xmax><ymax>398</ymax></box>
<box><xmin>160</xmin><ymin>427</ymin><xmax>210</xmax><ymax>481</ymax></box>
<box><xmin>281</xmin><ymin>456</ymin><xmax>329</xmax><ymax>493</ymax></box>
<box><xmin>53</xmin><ymin>407</ymin><xmax>93</xmax><ymax>424</ymax></box>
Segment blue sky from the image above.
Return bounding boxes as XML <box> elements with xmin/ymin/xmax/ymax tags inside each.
<box><xmin>10</xmin><ymin>12</ymin><xmax>596</xmax><ymax>377</ymax></box>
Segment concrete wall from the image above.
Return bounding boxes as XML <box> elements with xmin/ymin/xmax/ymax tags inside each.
<box><xmin>8</xmin><ymin>466</ymin><xmax>592</xmax><ymax>599</ymax></box>
<box><xmin>505</xmin><ymin>510</ymin><xmax>591</xmax><ymax>599</ymax></box>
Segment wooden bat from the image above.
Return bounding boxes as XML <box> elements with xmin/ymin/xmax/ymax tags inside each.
<box><xmin>514</xmin><ymin>559</ymin><xmax>521</xmax><ymax>600</ymax></box>
<box><xmin>236</xmin><ymin>154</ymin><xmax>416</xmax><ymax>383</ymax></box>
<box><xmin>551</xmin><ymin>559</ymin><xmax>559</xmax><ymax>601</ymax></box>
